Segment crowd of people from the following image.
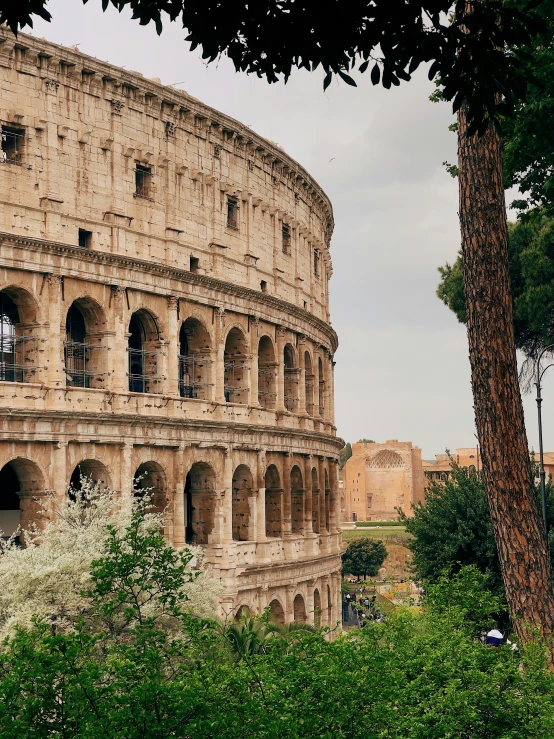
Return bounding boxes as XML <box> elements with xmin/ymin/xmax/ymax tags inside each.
<box><xmin>342</xmin><ymin>586</ymin><xmax>385</xmax><ymax>627</ymax></box>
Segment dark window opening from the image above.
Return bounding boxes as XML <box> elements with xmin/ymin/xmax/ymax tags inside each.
<box><xmin>190</xmin><ymin>256</ymin><xmax>200</xmax><ymax>273</ymax></box>
<box><xmin>303</xmin><ymin>300</ymin><xmax>307</xmax><ymax>309</ymax></box>
<box><xmin>282</xmin><ymin>223</ymin><xmax>291</xmax><ymax>255</ymax></box>
<box><xmin>0</xmin><ymin>294</ymin><xmax>20</xmax><ymax>382</ymax></box>
<box><xmin>65</xmin><ymin>305</ymin><xmax>91</xmax><ymax>388</ymax></box>
<box><xmin>313</xmin><ymin>248</ymin><xmax>320</xmax><ymax>277</ymax></box>
<box><xmin>260</xmin><ymin>280</ymin><xmax>267</xmax><ymax>293</ymax></box>
<box><xmin>1</xmin><ymin>126</ymin><xmax>23</xmax><ymax>165</ymax></box>
<box><xmin>226</xmin><ymin>196</ymin><xmax>239</xmax><ymax>230</ymax></box>
<box><xmin>135</xmin><ymin>164</ymin><xmax>152</xmax><ymax>199</ymax></box>
<box><xmin>78</xmin><ymin>229</ymin><xmax>92</xmax><ymax>249</ymax></box>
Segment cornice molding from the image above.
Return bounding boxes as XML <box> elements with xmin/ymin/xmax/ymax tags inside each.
<box><xmin>0</xmin><ymin>231</ymin><xmax>339</xmax><ymax>352</ymax></box>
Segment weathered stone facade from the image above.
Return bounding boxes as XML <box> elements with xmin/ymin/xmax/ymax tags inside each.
<box><xmin>0</xmin><ymin>30</ymin><xmax>343</xmax><ymax>626</ymax></box>
<box><xmin>341</xmin><ymin>441</ymin><xmax>426</xmax><ymax>522</ymax></box>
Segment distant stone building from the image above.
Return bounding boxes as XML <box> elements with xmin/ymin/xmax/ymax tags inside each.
<box><xmin>422</xmin><ymin>447</ymin><xmax>481</xmax><ymax>482</ymax></box>
<box><xmin>341</xmin><ymin>441</ymin><xmax>426</xmax><ymax>522</ymax></box>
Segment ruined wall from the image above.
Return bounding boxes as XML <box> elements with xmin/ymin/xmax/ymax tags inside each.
<box><xmin>0</xmin><ymin>30</ymin><xmax>343</xmax><ymax>626</ymax></box>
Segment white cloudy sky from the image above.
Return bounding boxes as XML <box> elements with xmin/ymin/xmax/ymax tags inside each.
<box><xmin>28</xmin><ymin>0</ymin><xmax>554</xmax><ymax>458</ymax></box>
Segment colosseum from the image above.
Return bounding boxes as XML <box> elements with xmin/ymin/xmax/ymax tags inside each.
<box><xmin>0</xmin><ymin>30</ymin><xmax>343</xmax><ymax>626</ymax></box>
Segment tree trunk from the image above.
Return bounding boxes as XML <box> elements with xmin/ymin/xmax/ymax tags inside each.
<box><xmin>458</xmin><ymin>104</ymin><xmax>554</xmax><ymax>644</ymax></box>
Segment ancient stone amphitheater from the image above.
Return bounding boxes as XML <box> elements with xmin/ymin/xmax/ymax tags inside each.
<box><xmin>0</xmin><ymin>30</ymin><xmax>342</xmax><ymax>625</ymax></box>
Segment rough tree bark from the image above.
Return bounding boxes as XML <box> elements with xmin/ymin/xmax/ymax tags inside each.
<box><xmin>458</xmin><ymin>105</ymin><xmax>554</xmax><ymax>643</ymax></box>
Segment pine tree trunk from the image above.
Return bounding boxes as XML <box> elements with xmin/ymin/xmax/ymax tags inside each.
<box><xmin>458</xmin><ymin>105</ymin><xmax>554</xmax><ymax>644</ymax></box>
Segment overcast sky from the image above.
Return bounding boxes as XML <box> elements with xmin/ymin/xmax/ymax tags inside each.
<box><xmin>28</xmin><ymin>0</ymin><xmax>554</xmax><ymax>458</ymax></box>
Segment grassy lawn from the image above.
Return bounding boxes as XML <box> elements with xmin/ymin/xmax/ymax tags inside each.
<box><xmin>342</xmin><ymin>526</ymin><xmax>414</xmax><ymax>582</ymax></box>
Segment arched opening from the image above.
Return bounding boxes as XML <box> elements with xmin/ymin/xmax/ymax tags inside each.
<box><xmin>290</xmin><ymin>465</ymin><xmax>304</xmax><ymax>535</ymax></box>
<box><xmin>324</xmin><ymin>468</ymin><xmax>330</xmax><ymax>532</ymax></box>
<box><xmin>327</xmin><ymin>584</ymin><xmax>332</xmax><ymax>624</ymax></box>
<box><xmin>0</xmin><ymin>289</ymin><xmax>38</xmax><ymax>383</ymax></box>
<box><xmin>304</xmin><ymin>351</ymin><xmax>314</xmax><ymax>416</ymax></box>
<box><xmin>68</xmin><ymin>459</ymin><xmax>111</xmax><ymax>496</ymax></box>
<box><xmin>64</xmin><ymin>299</ymin><xmax>106</xmax><ymax>389</ymax></box>
<box><xmin>224</xmin><ymin>327</ymin><xmax>248</xmax><ymax>404</ymax></box>
<box><xmin>264</xmin><ymin>464</ymin><xmax>282</xmax><ymax>538</ymax></box>
<box><xmin>235</xmin><ymin>605</ymin><xmax>251</xmax><ymax>620</ymax></box>
<box><xmin>293</xmin><ymin>594</ymin><xmax>307</xmax><ymax>623</ymax></box>
<box><xmin>184</xmin><ymin>461</ymin><xmax>216</xmax><ymax>545</ymax></box>
<box><xmin>313</xmin><ymin>588</ymin><xmax>322</xmax><ymax>627</ymax></box>
<box><xmin>0</xmin><ymin>459</ymin><xmax>45</xmax><ymax>538</ymax></box>
<box><xmin>318</xmin><ymin>356</ymin><xmax>325</xmax><ymax>416</ymax></box>
<box><xmin>257</xmin><ymin>335</ymin><xmax>276</xmax><ymax>409</ymax></box>
<box><xmin>268</xmin><ymin>598</ymin><xmax>285</xmax><ymax>625</ymax></box>
<box><xmin>128</xmin><ymin>310</ymin><xmax>160</xmax><ymax>394</ymax></box>
<box><xmin>283</xmin><ymin>343</ymin><xmax>298</xmax><ymax>412</ymax></box>
<box><xmin>311</xmin><ymin>467</ymin><xmax>320</xmax><ymax>534</ymax></box>
<box><xmin>178</xmin><ymin>317</ymin><xmax>212</xmax><ymax>399</ymax></box>
<box><xmin>232</xmin><ymin>464</ymin><xmax>253</xmax><ymax>541</ymax></box>
<box><xmin>134</xmin><ymin>461</ymin><xmax>167</xmax><ymax>515</ymax></box>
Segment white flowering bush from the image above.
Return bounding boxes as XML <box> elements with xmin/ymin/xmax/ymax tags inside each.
<box><xmin>0</xmin><ymin>476</ymin><xmax>221</xmax><ymax>640</ymax></box>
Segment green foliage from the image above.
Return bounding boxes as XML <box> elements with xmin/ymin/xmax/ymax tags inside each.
<box><xmin>355</xmin><ymin>520</ymin><xmax>405</xmax><ymax>527</ymax></box>
<box><xmin>342</xmin><ymin>537</ymin><xmax>387</xmax><ymax>579</ymax></box>
<box><xmin>437</xmin><ymin>214</ymin><xmax>554</xmax><ymax>358</ymax></box>
<box><xmin>338</xmin><ymin>442</ymin><xmax>352</xmax><ymax>469</ymax></box>
<box><xmin>357</xmin><ymin>438</ymin><xmax>375</xmax><ymax>443</ymax></box>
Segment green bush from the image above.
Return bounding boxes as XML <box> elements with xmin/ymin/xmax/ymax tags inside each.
<box><xmin>355</xmin><ymin>520</ymin><xmax>405</xmax><ymax>527</ymax></box>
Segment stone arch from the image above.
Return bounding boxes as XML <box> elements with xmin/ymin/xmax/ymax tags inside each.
<box><xmin>324</xmin><ymin>467</ymin><xmax>330</xmax><ymax>531</ymax></box>
<box><xmin>368</xmin><ymin>450</ymin><xmax>404</xmax><ymax>469</ymax></box>
<box><xmin>178</xmin><ymin>316</ymin><xmax>212</xmax><ymax>400</ymax></box>
<box><xmin>283</xmin><ymin>343</ymin><xmax>298</xmax><ymax>412</ymax></box>
<box><xmin>64</xmin><ymin>297</ymin><xmax>106</xmax><ymax>389</ymax></box>
<box><xmin>184</xmin><ymin>461</ymin><xmax>216</xmax><ymax>545</ymax></box>
<box><xmin>0</xmin><ymin>287</ymin><xmax>40</xmax><ymax>383</ymax></box>
<box><xmin>258</xmin><ymin>335</ymin><xmax>276</xmax><ymax>409</ymax></box>
<box><xmin>134</xmin><ymin>460</ymin><xmax>167</xmax><ymax>515</ymax></box>
<box><xmin>268</xmin><ymin>598</ymin><xmax>285</xmax><ymax>625</ymax></box>
<box><xmin>304</xmin><ymin>350</ymin><xmax>314</xmax><ymax>415</ymax></box>
<box><xmin>290</xmin><ymin>464</ymin><xmax>304</xmax><ymax>535</ymax></box>
<box><xmin>311</xmin><ymin>466</ymin><xmax>320</xmax><ymax>534</ymax></box>
<box><xmin>224</xmin><ymin>326</ymin><xmax>248</xmax><ymax>404</ymax></box>
<box><xmin>232</xmin><ymin>464</ymin><xmax>253</xmax><ymax>541</ymax></box>
<box><xmin>0</xmin><ymin>458</ymin><xmax>46</xmax><ymax>536</ymax></box>
<box><xmin>313</xmin><ymin>588</ymin><xmax>322</xmax><ymax>627</ymax></box>
<box><xmin>235</xmin><ymin>604</ymin><xmax>251</xmax><ymax>620</ymax></box>
<box><xmin>128</xmin><ymin>309</ymin><xmax>161</xmax><ymax>394</ymax></box>
<box><xmin>318</xmin><ymin>355</ymin><xmax>325</xmax><ymax>416</ymax></box>
<box><xmin>264</xmin><ymin>463</ymin><xmax>282</xmax><ymax>538</ymax></box>
<box><xmin>293</xmin><ymin>593</ymin><xmax>307</xmax><ymax>623</ymax></box>
<box><xmin>69</xmin><ymin>459</ymin><xmax>112</xmax><ymax>495</ymax></box>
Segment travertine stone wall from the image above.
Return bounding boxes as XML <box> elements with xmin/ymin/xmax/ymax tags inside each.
<box><xmin>342</xmin><ymin>441</ymin><xmax>426</xmax><ymax>522</ymax></box>
<box><xmin>0</xmin><ymin>30</ymin><xmax>343</xmax><ymax>626</ymax></box>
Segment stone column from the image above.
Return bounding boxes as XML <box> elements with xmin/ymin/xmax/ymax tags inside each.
<box><xmin>222</xmin><ymin>446</ymin><xmax>234</xmax><ymax>543</ymax></box>
<box><xmin>298</xmin><ymin>336</ymin><xmax>306</xmax><ymax>415</ymax></box>
<box><xmin>306</xmin><ymin>585</ymin><xmax>315</xmax><ymax>626</ymax></box>
<box><xmin>256</xmin><ymin>449</ymin><xmax>266</xmax><ymax>541</ymax></box>
<box><xmin>110</xmin><ymin>286</ymin><xmax>127</xmax><ymax>393</ymax></box>
<box><xmin>282</xmin><ymin>452</ymin><xmax>292</xmax><ymax>536</ymax></box>
<box><xmin>52</xmin><ymin>441</ymin><xmax>68</xmax><ymax>507</ymax></box>
<box><xmin>119</xmin><ymin>441</ymin><xmax>133</xmax><ymax>499</ymax></box>
<box><xmin>214</xmin><ymin>308</ymin><xmax>226</xmax><ymax>403</ymax></box>
<box><xmin>318</xmin><ymin>456</ymin><xmax>327</xmax><ymax>534</ymax></box>
<box><xmin>249</xmin><ymin>318</ymin><xmax>259</xmax><ymax>406</ymax></box>
<box><xmin>276</xmin><ymin>326</ymin><xmax>286</xmax><ymax>412</ymax></box>
<box><xmin>173</xmin><ymin>444</ymin><xmax>186</xmax><ymax>547</ymax></box>
<box><xmin>329</xmin><ymin>354</ymin><xmax>336</xmax><ymax>426</ymax></box>
<box><xmin>166</xmin><ymin>296</ymin><xmax>179</xmax><ymax>396</ymax></box>
<box><xmin>303</xmin><ymin>455</ymin><xmax>313</xmax><ymax>535</ymax></box>
<box><xmin>47</xmin><ymin>274</ymin><xmax>63</xmax><ymax>388</ymax></box>
<box><xmin>329</xmin><ymin>459</ymin><xmax>340</xmax><ymax>532</ymax></box>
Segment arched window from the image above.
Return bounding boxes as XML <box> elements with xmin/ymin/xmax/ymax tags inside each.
<box><xmin>265</xmin><ymin>464</ymin><xmax>282</xmax><ymax>538</ymax></box>
<box><xmin>290</xmin><ymin>465</ymin><xmax>304</xmax><ymax>535</ymax></box>
<box><xmin>284</xmin><ymin>343</ymin><xmax>298</xmax><ymax>412</ymax></box>
<box><xmin>184</xmin><ymin>462</ymin><xmax>216</xmax><ymax>545</ymax></box>
<box><xmin>178</xmin><ymin>318</ymin><xmax>213</xmax><ymax>400</ymax></box>
<box><xmin>68</xmin><ymin>460</ymin><xmax>111</xmax><ymax>497</ymax></box>
<box><xmin>232</xmin><ymin>464</ymin><xmax>253</xmax><ymax>541</ymax></box>
<box><xmin>224</xmin><ymin>328</ymin><xmax>248</xmax><ymax>404</ymax></box>
<box><xmin>0</xmin><ymin>459</ymin><xmax>45</xmax><ymax>540</ymax></box>
<box><xmin>327</xmin><ymin>584</ymin><xmax>332</xmax><ymax>624</ymax></box>
<box><xmin>134</xmin><ymin>462</ymin><xmax>167</xmax><ymax>516</ymax></box>
<box><xmin>128</xmin><ymin>311</ymin><xmax>160</xmax><ymax>394</ymax></box>
<box><xmin>293</xmin><ymin>594</ymin><xmax>307</xmax><ymax>623</ymax></box>
<box><xmin>318</xmin><ymin>356</ymin><xmax>325</xmax><ymax>416</ymax></box>
<box><xmin>269</xmin><ymin>598</ymin><xmax>285</xmax><ymax>625</ymax></box>
<box><xmin>304</xmin><ymin>351</ymin><xmax>314</xmax><ymax>416</ymax></box>
<box><xmin>324</xmin><ymin>468</ymin><xmax>330</xmax><ymax>532</ymax></box>
<box><xmin>64</xmin><ymin>299</ymin><xmax>106</xmax><ymax>389</ymax></box>
<box><xmin>311</xmin><ymin>467</ymin><xmax>320</xmax><ymax>534</ymax></box>
<box><xmin>0</xmin><ymin>291</ymin><xmax>37</xmax><ymax>383</ymax></box>
<box><xmin>258</xmin><ymin>336</ymin><xmax>276</xmax><ymax>409</ymax></box>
